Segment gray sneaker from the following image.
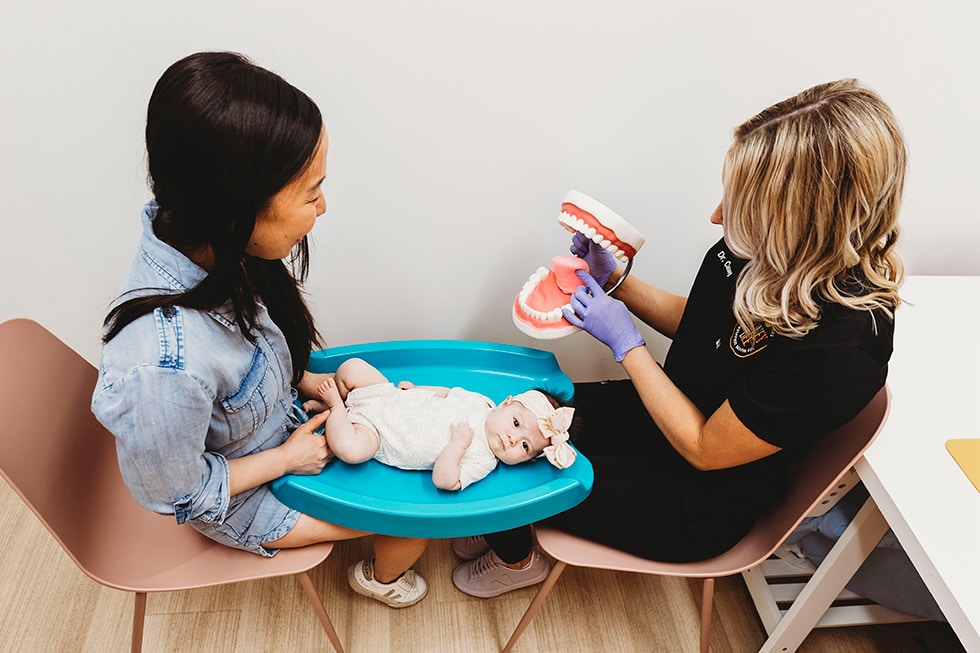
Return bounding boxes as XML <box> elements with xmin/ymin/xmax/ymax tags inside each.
<box><xmin>452</xmin><ymin>549</ymin><xmax>550</xmax><ymax>598</ymax></box>
<box><xmin>348</xmin><ymin>558</ymin><xmax>428</xmax><ymax>608</ymax></box>
<box><xmin>452</xmin><ymin>535</ymin><xmax>490</xmax><ymax>560</ymax></box>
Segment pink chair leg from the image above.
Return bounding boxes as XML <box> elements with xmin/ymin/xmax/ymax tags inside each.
<box><xmin>295</xmin><ymin>571</ymin><xmax>345</xmax><ymax>653</ymax></box>
<box><xmin>131</xmin><ymin>591</ymin><xmax>147</xmax><ymax>653</ymax></box>
<box><xmin>501</xmin><ymin>561</ymin><xmax>568</xmax><ymax>653</ymax></box>
<box><xmin>700</xmin><ymin>578</ymin><xmax>715</xmax><ymax>653</ymax></box>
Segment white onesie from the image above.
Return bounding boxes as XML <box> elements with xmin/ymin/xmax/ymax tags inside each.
<box><xmin>344</xmin><ymin>383</ymin><xmax>498</xmax><ymax>489</ymax></box>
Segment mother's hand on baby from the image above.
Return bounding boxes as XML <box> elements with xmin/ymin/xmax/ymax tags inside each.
<box><xmin>563</xmin><ymin>270</ymin><xmax>645</xmax><ymax>362</ymax></box>
<box><xmin>571</xmin><ymin>231</ymin><xmax>616</xmax><ymax>288</ymax></box>
<box><xmin>280</xmin><ymin>411</ymin><xmax>332</xmax><ymax>475</ymax></box>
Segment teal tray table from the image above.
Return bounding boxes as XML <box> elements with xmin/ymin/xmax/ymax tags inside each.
<box><xmin>270</xmin><ymin>340</ymin><xmax>593</xmax><ymax>538</ymax></box>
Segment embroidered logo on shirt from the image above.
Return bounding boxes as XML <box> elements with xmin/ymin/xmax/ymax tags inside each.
<box><xmin>730</xmin><ymin>323</ymin><xmax>774</xmax><ymax>358</ymax></box>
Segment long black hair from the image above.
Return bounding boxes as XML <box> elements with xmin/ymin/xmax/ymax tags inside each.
<box><xmin>104</xmin><ymin>51</ymin><xmax>322</xmax><ymax>384</ymax></box>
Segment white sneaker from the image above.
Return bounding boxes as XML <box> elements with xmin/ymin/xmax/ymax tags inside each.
<box><xmin>452</xmin><ymin>535</ymin><xmax>490</xmax><ymax>560</ymax></box>
<box><xmin>452</xmin><ymin>550</ymin><xmax>550</xmax><ymax>598</ymax></box>
<box><xmin>348</xmin><ymin>558</ymin><xmax>428</xmax><ymax>608</ymax></box>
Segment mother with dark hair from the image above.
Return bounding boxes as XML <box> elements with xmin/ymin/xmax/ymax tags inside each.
<box><xmin>92</xmin><ymin>52</ymin><xmax>428</xmax><ymax>608</ymax></box>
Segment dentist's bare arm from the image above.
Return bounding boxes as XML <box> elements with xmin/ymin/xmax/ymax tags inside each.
<box><xmin>620</xmin><ymin>347</ymin><xmax>781</xmax><ymax>470</ymax></box>
<box><xmin>606</xmin><ymin>269</ymin><xmax>687</xmax><ymax>338</ymax></box>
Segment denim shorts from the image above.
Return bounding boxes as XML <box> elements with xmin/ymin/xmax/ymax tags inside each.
<box><xmin>189</xmin><ymin>484</ymin><xmax>301</xmax><ymax>557</ymax></box>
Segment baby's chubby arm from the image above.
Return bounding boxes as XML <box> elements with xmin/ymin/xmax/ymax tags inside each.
<box><xmin>397</xmin><ymin>380</ymin><xmax>450</xmax><ymax>398</ymax></box>
<box><xmin>432</xmin><ymin>422</ymin><xmax>474</xmax><ymax>491</ymax></box>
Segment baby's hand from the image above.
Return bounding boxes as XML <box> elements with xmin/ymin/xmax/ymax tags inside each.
<box><xmin>449</xmin><ymin>422</ymin><xmax>474</xmax><ymax>448</ymax></box>
<box><xmin>397</xmin><ymin>381</ymin><xmax>415</xmax><ymax>390</ymax></box>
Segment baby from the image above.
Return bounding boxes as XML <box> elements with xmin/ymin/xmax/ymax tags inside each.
<box><xmin>303</xmin><ymin>358</ymin><xmax>577</xmax><ymax>491</ymax></box>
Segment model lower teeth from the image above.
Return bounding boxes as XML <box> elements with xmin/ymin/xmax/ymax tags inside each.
<box><xmin>518</xmin><ymin>268</ymin><xmax>571</xmax><ymax>322</ymax></box>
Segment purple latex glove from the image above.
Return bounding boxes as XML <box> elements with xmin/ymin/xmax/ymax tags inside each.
<box><xmin>570</xmin><ymin>232</ymin><xmax>616</xmax><ymax>288</ymax></box>
<box><xmin>563</xmin><ymin>270</ymin><xmax>645</xmax><ymax>362</ymax></box>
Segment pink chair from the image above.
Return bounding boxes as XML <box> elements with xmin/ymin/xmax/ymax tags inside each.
<box><xmin>503</xmin><ymin>386</ymin><xmax>890</xmax><ymax>653</ymax></box>
<box><xmin>0</xmin><ymin>319</ymin><xmax>345</xmax><ymax>653</ymax></box>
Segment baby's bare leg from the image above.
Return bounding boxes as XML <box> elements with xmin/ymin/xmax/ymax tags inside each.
<box><xmin>305</xmin><ymin>358</ymin><xmax>384</xmax><ymax>413</ymax></box>
<box><xmin>317</xmin><ymin>376</ymin><xmax>380</xmax><ymax>463</ymax></box>
<box><xmin>332</xmin><ymin>357</ymin><xmax>389</xmax><ymax>399</ymax></box>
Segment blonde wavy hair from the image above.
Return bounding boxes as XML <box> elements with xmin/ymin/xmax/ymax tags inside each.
<box><xmin>722</xmin><ymin>78</ymin><xmax>905</xmax><ymax>338</ymax></box>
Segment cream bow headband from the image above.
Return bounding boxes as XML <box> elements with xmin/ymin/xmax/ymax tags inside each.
<box><xmin>510</xmin><ymin>390</ymin><xmax>577</xmax><ymax>469</ymax></box>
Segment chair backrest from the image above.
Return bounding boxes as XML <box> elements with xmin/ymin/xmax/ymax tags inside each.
<box><xmin>0</xmin><ymin>318</ymin><xmax>116</xmax><ymax>568</ymax></box>
<box><xmin>535</xmin><ymin>385</ymin><xmax>890</xmax><ymax>578</ymax></box>
<box><xmin>0</xmin><ymin>318</ymin><xmax>331</xmax><ymax>592</ymax></box>
<box><xmin>690</xmin><ymin>385</ymin><xmax>891</xmax><ymax>575</ymax></box>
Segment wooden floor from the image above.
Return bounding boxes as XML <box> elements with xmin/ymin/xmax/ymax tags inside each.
<box><xmin>0</xmin><ymin>480</ymin><xmax>965</xmax><ymax>653</ymax></box>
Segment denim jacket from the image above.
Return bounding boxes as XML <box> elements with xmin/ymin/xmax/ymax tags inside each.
<box><xmin>92</xmin><ymin>201</ymin><xmax>302</xmax><ymax>552</ymax></box>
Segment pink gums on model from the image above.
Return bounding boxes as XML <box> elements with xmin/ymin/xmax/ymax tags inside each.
<box><xmin>512</xmin><ymin>256</ymin><xmax>589</xmax><ymax>339</ymax></box>
<box><xmin>512</xmin><ymin>190</ymin><xmax>646</xmax><ymax>340</ymax></box>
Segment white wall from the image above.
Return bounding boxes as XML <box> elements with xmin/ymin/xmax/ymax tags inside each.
<box><xmin>2</xmin><ymin>1</ymin><xmax>978</xmax><ymax>382</ymax></box>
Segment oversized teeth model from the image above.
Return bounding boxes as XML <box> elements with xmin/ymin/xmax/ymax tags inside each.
<box><xmin>513</xmin><ymin>190</ymin><xmax>645</xmax><ymax>340</ymax></box>
<box><xmin>512</xmin><ymin>256</ymin><xmax>590</xmax><ymax>339</ymax></box>
<box><xmin>557</xmin><ymin>189</ymin><xmax>645</xmax><ymax>263</ymax></box>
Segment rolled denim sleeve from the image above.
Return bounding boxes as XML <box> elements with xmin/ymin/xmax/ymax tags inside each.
<box><xmin>93</xmin><ymin>364</ymin><xmax>231</xmax><ymax>524</ymax></box>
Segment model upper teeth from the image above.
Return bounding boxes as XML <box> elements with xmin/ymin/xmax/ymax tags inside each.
<box><xmin>517</xmin><ymin>267</ymin><xmax>570</xmax><ymax>322</ymax></box>
<box><xmin>558</xmin><ymin>211</ymin><xmax>630</xmax><ymax>263</ymax></box>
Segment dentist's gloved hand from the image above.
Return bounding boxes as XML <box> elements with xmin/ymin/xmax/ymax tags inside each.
<box><xmin>563</xmin><ymin>271</ymin><xmax>645</xmax><ymax>362</ymax></box>
<box><xmin>570</xmin><ymin>232</ymin><xmax>617</xmax><ymax>289</ymax></box>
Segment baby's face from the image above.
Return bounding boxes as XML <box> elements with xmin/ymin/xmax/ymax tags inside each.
<box><xmin>485</xmin><ymin>398</ymin><xmax>550</xmax><ymax>465</ymax></box>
